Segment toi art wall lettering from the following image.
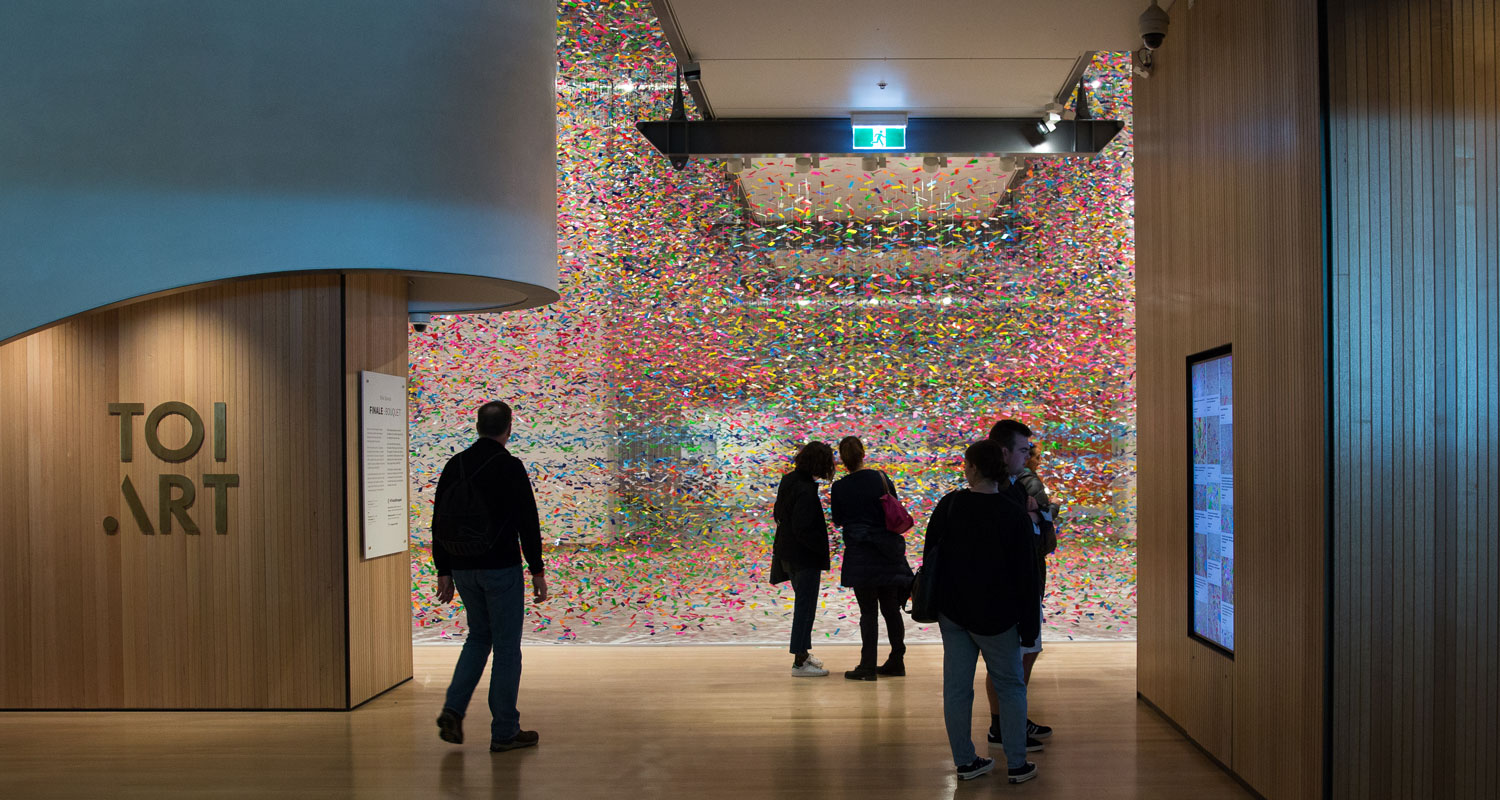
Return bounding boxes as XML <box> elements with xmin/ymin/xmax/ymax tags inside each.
<box><xmin>104</xmin><ymin>402</ymin><xmax>240</xmax><ymax>535</ymax></box>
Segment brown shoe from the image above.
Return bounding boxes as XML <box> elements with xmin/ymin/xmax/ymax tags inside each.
<box><xmin>490</xmin><ymin>730</ymin><xmax>539</xmax><ymax>752</ymax></box>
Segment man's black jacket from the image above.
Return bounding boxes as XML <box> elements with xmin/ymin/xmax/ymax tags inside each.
<box><xmin>431</xmin><ymin>437</ymin><xmax>544</xmax><ymax>577</ymax></box>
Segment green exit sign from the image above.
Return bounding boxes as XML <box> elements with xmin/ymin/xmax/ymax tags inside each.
<box><xmin>852</xmin><ymin>125</ymin><xmax>906</xmax><ymax>150</ymax></box>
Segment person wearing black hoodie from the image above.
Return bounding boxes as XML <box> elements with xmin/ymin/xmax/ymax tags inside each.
<box><xmin>924</xmin><ymin>438</ymin><xmax>1041</xmax><ymax>784</ymax></box>
<box><xmin>770</xmin><ymin>441</ymin><xmax>835</xmax><ymax>677</ymax></box>
<box><xmin>830</xmin><ymin>436</ymin><xmax>913</xmax><ymax>681</ymax></box>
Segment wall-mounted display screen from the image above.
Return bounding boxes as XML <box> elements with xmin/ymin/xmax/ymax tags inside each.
<box><xmin>1190</xmin><ymin>347</ymin><xmax>1234</xmax><ymax>654</ymax></box>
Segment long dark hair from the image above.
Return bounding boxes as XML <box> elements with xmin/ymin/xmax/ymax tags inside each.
<box><xmin>792</xmin><ymin>441</ymin><xmax>835</xmax><ymax>480</ymax></box>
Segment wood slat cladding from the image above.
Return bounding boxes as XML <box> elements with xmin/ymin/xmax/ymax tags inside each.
<box><xmin>1327</xmin><ymin>1</ymin><xmax>1500</xmax><ymax>796</ymax></box>
<box><xmin>342</xmin><ymin>274</ymin><xmax>414</xmax><ymax>706</ymax></box>
<box><xmin>0</xmin><ymin>274</ymin><xmax>413</xmax><ymax>709</ymax></box>
<box><xmin>1134</xmin><ymin>1</ymin><xmax>1325</xmax><ymax>797</ymax></box>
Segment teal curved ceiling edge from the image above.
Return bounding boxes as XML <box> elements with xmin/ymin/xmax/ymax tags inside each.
<box><xmin>0</xmin><ymin>0</ymin><xmax>560</xmax><ymax>343</ymax></box>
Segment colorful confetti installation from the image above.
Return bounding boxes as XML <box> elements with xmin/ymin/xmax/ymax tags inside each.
<box><xmin>408</xmin><ymin>1</ymin><xmax>1137</xmax><ymax>645</ymax></box>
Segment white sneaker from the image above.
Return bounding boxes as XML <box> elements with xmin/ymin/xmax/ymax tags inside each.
<box><xmin>790</xmin><ymin>662</ymin><xmax>829</xmax><ymax>677</ymax></box>
<box><xmin>804</xmin><ymin>655</ymin><xmax>824</xmax><ymax>669</ymax></box>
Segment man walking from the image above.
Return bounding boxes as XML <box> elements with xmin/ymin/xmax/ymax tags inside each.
<box><xmin>433</xmin><ymin>401</ymin><xmax>548</xmax><ymax>752</ymax></box>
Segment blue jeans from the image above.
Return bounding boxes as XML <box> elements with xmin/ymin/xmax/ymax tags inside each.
<box><xmin>786</xmin><ymin>562</ymin><xmax>820</xmax><ymax>654</ymax></box>
<box><xmin>443</xmin><ymin>566</ymin><xmax>524</xmax><ymax>743</ymax></box>
<box><xmin>939</xmin><ymin>614</ymin><xmax>1028</xmax><ymax>769</ymax></box>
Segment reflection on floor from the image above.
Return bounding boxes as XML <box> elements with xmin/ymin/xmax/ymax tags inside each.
<box><xmin>0</xmin><ymin>643</ymin><xmax>1247</xmax><ymax>799</ymax></box>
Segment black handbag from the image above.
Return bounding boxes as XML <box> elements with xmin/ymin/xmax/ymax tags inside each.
<box><xmin>906</xmin><ymin>501</ymin><xmax>950</xmax><ymax>623</ymax></box>
<box><xmin>907</xmin><ymin>563</ymin><xmax>939</xmax><ymax>623</ymax></box>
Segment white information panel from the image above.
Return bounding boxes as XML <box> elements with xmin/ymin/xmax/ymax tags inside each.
<box><xmin>361</xmin><ymin>371</ymin><xmax>409</xmax><ymax>558</ymax></box>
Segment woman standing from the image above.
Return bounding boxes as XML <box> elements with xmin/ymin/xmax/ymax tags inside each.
<box><xmin>830</xmin><ymin>436</ymin><xmax>913</xmax><ymax>681</ymax></box>
<box><xmin>771</xmin><ymin>441</ymin><xmax>835</xmax><ymax>677</ymax></box>
<box><xmin>925</xmin><ymin>438</ymin><xmax>1041</xmax><ymax>784</ymax></box>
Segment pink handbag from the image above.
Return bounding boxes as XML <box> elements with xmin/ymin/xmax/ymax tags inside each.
<box><xmin>879</xmin><ymin>472</ymin><xmax>914</xmax><ymax>534</ymax></box>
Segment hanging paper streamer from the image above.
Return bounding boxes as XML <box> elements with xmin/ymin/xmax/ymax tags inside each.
<box><xmin>408</xmin><ymin>1</ymin><xmax>1137</xmax><ymax>645</ymax></box>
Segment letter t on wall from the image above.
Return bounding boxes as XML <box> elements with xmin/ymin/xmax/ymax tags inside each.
<box><xmin>108</xmin><ymin>403</ymin><xmax>145</xmax><ymax>462</ymax></box>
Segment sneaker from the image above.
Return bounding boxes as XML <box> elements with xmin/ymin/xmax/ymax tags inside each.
<box><xmin>790</xmin><ymin>662</ymin><xmax>829</xmax><ymax>677</ymax></box>
<box><xmin>804</xmin><ymin>654</ymin><xmax>824</xmax><ymax>669</ymax></box>
<box><xmin>1007</xmin><ymin>761</ymin><xmax>1039</xmax><ymax>783</ymax></box>
<box><xmin>1027</xmin><ymin>719</ymin><xmax>1053</xmax><ymax>740</ymax></box>
<box><xmin>987</xmin><ymin>730</ymin><xmax>1044</xmax><ymax>752</ymax></box>
<box><xmin>436</xmin><ymin>709</ymin><xmax>463</xmax><ymax>744</ymax></box>
<box><xmin>956</xmin><ymin>757</ymin><xmax>994</xmax><ymax>781</ymax></box>
<box><xmin>490</xmin><ymin>730</ymin><xmax>539</xmax><ymax>752</ymax></box>
<box><xmin>844</xmin><ymin>664</ymin><xmax>878</xmax><ymax>681</ymax></box>
<box><xmin>875</xmin><ymin>658</ymin><xmax>905</xmax><ymax>677</ymax></box>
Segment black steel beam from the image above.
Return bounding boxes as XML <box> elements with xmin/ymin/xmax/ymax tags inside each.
<box><xmin>647</xmin><ymin>0</ymin><xmax>714</xmax><ymax>119</ymax></box>
<box><xmin>635</xmin><ymin>117</ymin><xmax>1123</xmax><ymax>160</ymax></box>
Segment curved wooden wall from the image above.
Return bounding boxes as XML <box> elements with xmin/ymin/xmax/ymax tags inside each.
<box><xmin>0</xmin><ymin>274</ymin><xmax>410</xmax><ymax>709</ymax></box>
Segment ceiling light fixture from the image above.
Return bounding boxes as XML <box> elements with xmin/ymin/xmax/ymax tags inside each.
<box><xmin>1037</xmin><ymin>103</ymin><xmax>1064</xmax><ymax>135</ymax></box>
<box><xmin>795</xmin><ymin>156</ymin><xmax>812</xmax><ymax>174</ymax></box>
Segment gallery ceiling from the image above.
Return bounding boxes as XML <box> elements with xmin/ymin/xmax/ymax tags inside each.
<box><xmin>650</xmin><ymin>0</ymin><xmax>1164</xmax><ymax>219</ymax></box>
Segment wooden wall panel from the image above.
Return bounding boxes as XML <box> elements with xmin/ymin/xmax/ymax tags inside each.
<box><xmin>0</xmin><ymin>276</ymin><xmax>349</xmax><ymax>708</ymax></box>
<box><xmin>343</xmin><ymin>274</ymin><xmax>414</xmax><ymax>707</ymax></box>
<box><xmin>1135</xmin><ymin>1</ymin><xmax>1325</xmax><ymax>797</ymax></box>
<box><xmin>1328</xmin><ymin>1</ymin><xmax>1500</xmax><ymax>796</ymax></box>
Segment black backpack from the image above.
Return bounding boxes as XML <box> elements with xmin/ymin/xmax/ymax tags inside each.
<box><xmin>433</xmin><ymin>452</ymin><xmax>505</xmax><ymax>556</ymax></box>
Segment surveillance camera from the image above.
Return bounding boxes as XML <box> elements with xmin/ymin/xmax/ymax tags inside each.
<box><xmin>409</xmin><ymin>312</ymin><xmax>431</xmax><ymax>333</ymax></box>
<box><xmin>670</xmin><ymin>156</ymin><xmax>688</xmax><ymax>171</ymax></box>
<box><xmin>1139</xmin><ymin>1</ymin><xmax>1170</xmax><ymax>50</ymax></box>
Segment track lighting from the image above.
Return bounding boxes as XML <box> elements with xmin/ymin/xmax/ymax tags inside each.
<box><xmin>1037</xmin><ymin>103</ymin><xmax>1064</xmax><ymax>135</ymax></box>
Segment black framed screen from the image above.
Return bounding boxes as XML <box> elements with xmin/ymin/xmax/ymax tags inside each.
<box><xmin>1189</xmin><ymin>345</ymin><xmax>1234</xmax><ymax>655</ymax></box>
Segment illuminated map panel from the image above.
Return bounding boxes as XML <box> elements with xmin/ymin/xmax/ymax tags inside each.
<box><xmin>1190</xmin><ymin>348</ymin><xmax>1234</xmax><ymax>653</ymax></box>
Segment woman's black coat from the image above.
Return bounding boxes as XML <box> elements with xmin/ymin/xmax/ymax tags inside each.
<box><xmin>830</xmin><ymin>469</ymin><xmax>914</xmax><ymax>589</ymax></box>
<box><xmin>769</xmin><ymin>469</ymin><xmax>830</xmax><ymax>583</ymax></box>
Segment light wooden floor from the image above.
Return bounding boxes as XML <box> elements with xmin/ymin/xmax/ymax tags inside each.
<box><xmin>0</xmin><ymin>643</ymin><xmax>1249</xmax><ymax>799</ymax></box>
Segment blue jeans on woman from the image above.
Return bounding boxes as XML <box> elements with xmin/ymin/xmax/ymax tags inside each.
<box><xmin>938</xmin><ymin>614</ymin><xmax>1028</xmax><ymax>769</ymax></box>
<box><xmin>443</xmin><ymin>566</ymin><xmax>524</xmax><ymax>744</ymax></box>
<box><xmin>785</xmin><ymin>562</ymin><xmax>821</xmax><ymax>654</ymax></box>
